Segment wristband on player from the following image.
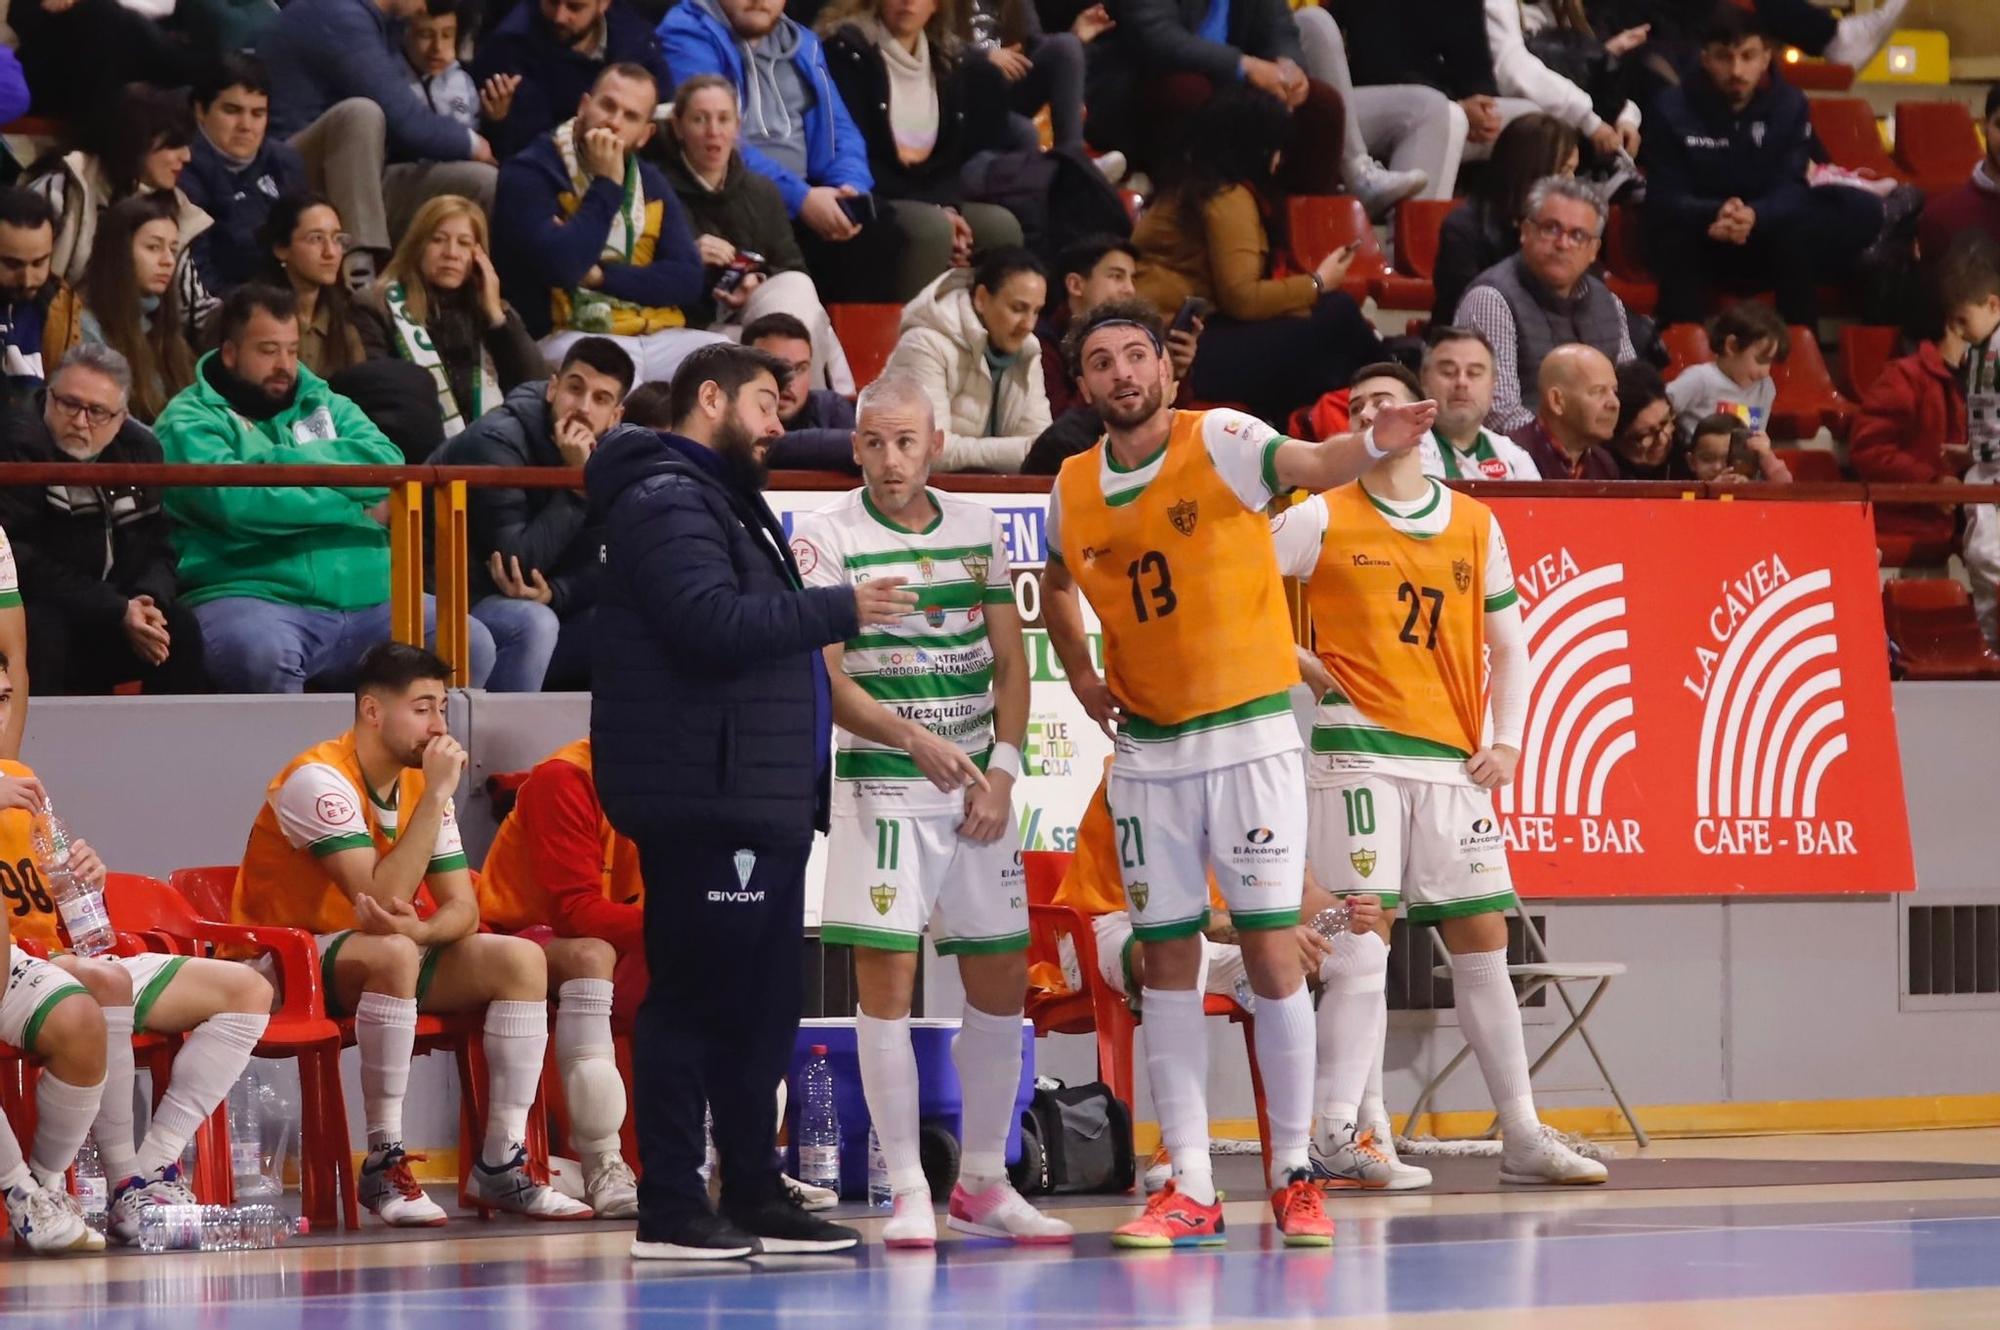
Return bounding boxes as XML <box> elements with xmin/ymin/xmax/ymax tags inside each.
<box><xmin>988</xmin><ymin>742</ymin><xmax>1023</xmax><ymax>780</ymax></box>
<box><xmin>1361</xmin><ymin>424</ymin><xmax>1387</xmax><ymax>461</ymax></box>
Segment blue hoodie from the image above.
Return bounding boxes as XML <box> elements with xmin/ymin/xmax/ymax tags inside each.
<box><xmin>658</xmin><ymin>0</ymin><xmax>873</xmax><ymax>216</ymax></box>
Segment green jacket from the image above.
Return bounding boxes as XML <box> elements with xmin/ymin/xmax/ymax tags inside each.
<box><xmin>157</xmin><ymin>353</ymin><xmax>402</xmax><ymax>611</ymax></box>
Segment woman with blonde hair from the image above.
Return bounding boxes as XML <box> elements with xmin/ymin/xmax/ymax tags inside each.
<box><xmin>355</xmin><ymin>194</ymin><xmax>546</xmax><ymax>437</ymax></box>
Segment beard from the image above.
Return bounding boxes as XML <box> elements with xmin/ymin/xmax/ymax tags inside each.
<box><xmin>1096</xmin><ymin>380</ymin><xmax>1164</xmax><ymax>431</ymax></box>
<box><xmin>714</xmin><ymin>410</ymin><xmax>770</xmax><ymax>490</ymax></box>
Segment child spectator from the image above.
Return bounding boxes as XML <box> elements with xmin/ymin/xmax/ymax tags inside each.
<box><xmin>406</xmin><ymin>0</ymin><xmax>481</xmax><ymax>130</ymax></box>
<box><xmin>1682</xmin><ymin>412</ymin><xmax>1790</xmax><ymax>485</ymax></box>
<box><xmin>1666</xmin><ymin>300</ymin><xmax>1787</xmax><ymax>439</ymax></box>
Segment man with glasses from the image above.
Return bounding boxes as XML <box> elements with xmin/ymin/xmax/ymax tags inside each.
<box><xmin>1417</xmin><ymin>325</ymin><xmax>1540</xmax><ymax>481</ymax></box>
<box><xmin>1454</xmin><ymin>175</ymin><xmax>1636</xmax><ymax>435</ymax></box>
<box><xmin>0</xmin><ymin>345</ymin><xmax>206</xmax><ymax>695</ymax></box>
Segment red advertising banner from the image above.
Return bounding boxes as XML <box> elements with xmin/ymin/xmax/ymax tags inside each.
<box><xmin>1482</xmin><ymin>499</ymin><xmax>1914</xmax><ymax>897</ymax></box>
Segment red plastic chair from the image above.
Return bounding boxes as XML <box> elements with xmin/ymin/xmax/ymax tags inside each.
<box><xmin>1601</xmin><ymin>204</ymin><xmax>1658</xmax><ymax>315</ymax></box>
<box><xmin>1839</xmin><ymin>324</ymin><xmax>1900</xmax><ymax>400</ymax></box>
<box><xmin>1894</xmin><ymin>100</ymin><xmax>1983</xmax><ymax>194</ymax></box>
<box><xmin>1809</xmin><ymin>98</ymin><xmax>1907</xmax><ymax>181</ymax></box>
<box><xmin>1882</xmin><ymin>580</ymin><xmax>2000</xmax><ymax>680</ymax></box>
<box><xmin>1660</xmin><ymin>324</ymin><xmax>1713</xmax><ymax>379</ymax></box>
<box><xmin>1020</xmin><ymin>851</ymin><xmax>1275</xmax><ymax>1187</ymax></box>
<box><xmin>1772</xmin><ymin>447</ymin><xmax>1844</xmax><ymax>484</ymax></box>
<box><xmin>827</xmin><ymin>304</ymin><xmax>904</xmax><ymax>388</ymax></box>
<box><xmin>1768</xmin><ymin>326</ymin><xmax>1854</xmax><ymax>440</ymax></box>
<box><xmin>1392</xmin><ymin>199</ymin><xmax>1455</xmax><ymax>283</ymax></box>
<box><xmin>1288</xmin><ymin>195</ymin><xmax>1387</xmax><ymax>304</ymax></box>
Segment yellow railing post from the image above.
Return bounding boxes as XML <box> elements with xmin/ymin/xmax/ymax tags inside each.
<box><xmin>388</xmin><ymin>481</ymin><xmax>425</xmax><ymax>649</ymax></box>
<box><xmin>433</xmin><ymin>480</ymin><xmax>470</xmax><ymax>686</ymax></box>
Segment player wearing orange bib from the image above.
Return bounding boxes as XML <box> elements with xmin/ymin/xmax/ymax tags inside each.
<box><xmin>1041</xmin><ymin>300</ymin><xmax>1438</xmax><ymax>1249</ymax></box>
<box><xmin>1274</xmin><ymin>363</ymin><xmax>1605</xmax><ymax>1188</ymax></box>
<box><xmin>234</xmin><ymin>643</ymin><xmax>591</xmax><ymax>1225</ymax></box>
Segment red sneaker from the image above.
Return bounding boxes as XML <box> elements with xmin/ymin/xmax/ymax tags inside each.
<box><xmin>1271</xmin><ymin>1170</ymin><xmax>1334</xmax><ymax>1247</ymax></box>
<box><xmin>1111</xmin><ymin>1180</ymin><xmax>1226</xmax><ymax>1249</ymax></box>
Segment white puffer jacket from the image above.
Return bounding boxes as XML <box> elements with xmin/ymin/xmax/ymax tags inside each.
<box><xmin>883</xmin><ymin>267</ymin><xmax>1052</xmax><ymax>473</ymax></box>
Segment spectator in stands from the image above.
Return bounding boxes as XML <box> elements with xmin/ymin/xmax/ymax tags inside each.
<box><xmin>1681</xmin><ymin>411</ymin><xmax>1790</xmax><ymax>484</ymax></box>
<box><xmin>1483</xmin><ymin>0</ymin><xmax>1642</xmax><ymax>162</ymax></box>
<box><xmin>1458</xmin><ymin>174</ymin><xmax>1634</xmax><ymax>435</ymax></box>
<box><xmin>154</xmin><ymin>283</ymin><xmax>495</xmax><ymax>691</ymax></box>
<box><xmin>1510</xmin><ymin>342</ymin><xmax>1621</xmax><ymax>479</ymax></box>
<box><xmin>1431</xmin><ymin>113</ymin><xmax>1578</xmax><ymax>325</ymax></box>
<box><xmin>1666</xmin><ymin>300</ymin><xmax>1787</xmax><ymax>439</ymax></box>
<box><xmin>356</xmin><ymin>195</ymin><xmax>547</xmax><ymax>440</ymax></box>
<box><xmin>1290</xmin><ymin>8</ymin><xmax>1451</xmax><ymax>215</ymax></box>
<box><xmin>1917</xmin><ymin>85</ymin><xmax>2000</xmax><ymax>281</ymax></box>
<box><xmin>963</xmin><ymin>0</ymin><xmax>1101</xmax><ymax>159</ymax></box>
<box><xmin>0</xmin><ymin>345</ymin><xmax>206</xmax><ymax>694</ymax></box>
<box><xmin>433</xmin><ymin>338</ymin><xmax>630</xmax><ymax>691</ymax></box>
<box><xmin>1324</xmin><ymin>0</ymin><xmax>1522</xmax><ymax>164</ymax></box>
<box><xmin>27</xmin><ymin>83</ymin><xmax>211</xmax><ymax>329</ymax></box>
<box><xmin>475</xmin><ymin>0</ymin><xmax>673</xmax><ymax>160</ymax></box>
<box><xmin>882</xmin><ymin>247</ymin><xmax>1051</xmax><ymax>472</ymax></box>
<box><xmin>0</xmin><ymin>190</ymin><xmax>82</xmax><ymax>389</ymax></box>
<box><xmin>819</xmin><ymin>0</ymin><xmax>1028</xmax><ymax>300</ymax></box>
<box><xmin>737</xmin><ymin>312</ymin><xmax>859</xmax><ymax>471</ymax></box>
<box><xmin>11</xmin><ymin>0</ymin><xmax>206</xmax><ymax>123</ymax></box>
<box><xmin>661</xmin><ymin>0</ymin><xmax>906</xmax><ymax>303</ymax></box>
<box><xmin>1608</xmin><ymin>358</ymin><xmax>1673</xmax><ymax>480</ymax></box>
<box><xmin>1852</xmin><ymin>238</ymin><xmax>2000</xmax><ymax>637</ymax></box>
<box><xmin>74</xmin><ymin>194</ymin><xmax>196</xmax><ymax>425</ymax></box>
<box><xmin>657</xmin><ymin>76</ymin><xmax>854</xmax><ymax>393</ymax></box>
<box><xmin>0</xmin><ymin>43</ymin><xmax>28</xmax><ymax>129</ymax></box>
<box><xmin>1134</xmin><ymin>89</ymin><xmax>1382</xmax><ymax>427</ymax></box>
<box><xmin>262</xmin><ymin>0</ymin><xmax>500</xmax><ymax>288</ymax></box>
<box><xmin>1417</xmin><ymin>324</ymin><xmax>1539</xmax><ymax>480</ymax></box>
<box><xmin>1640</xmin><ymin>4</ymin><xmax>1883</xmax><ymax>327</ymax></box>
<box><xmin>258</xmin><ymin>195</ymin><xmax>369</xmax><ymax>380</ymax></box>
<box><xmin>494</xmin><ymin>63</ymin><xmax>727</xmax><ymax>384</ymax></box>
<box><xmin>184</xmin><ymin>56</ymin><xmax>310</xmax><ymax>299</ymax></box>
<box><xmin>405</xmin><ymin>0</ymin><xmax>480</xmax><ymax>129</ymax></box>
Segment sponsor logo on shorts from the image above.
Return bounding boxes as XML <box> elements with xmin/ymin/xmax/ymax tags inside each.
<box><xmin>1350</xmin><ymin>848</ymin><xmax>1377</xmax><ymax>878</ymax></box>
<box><xmin>1453</xmin><ymin>558</ymin><xmax>1472</xmax><ymax>593</ymax></box>
<box><xmin>1239</xmin><ymin>872</ymin><xmax>1278</xmax><ymax>890</ymax></box>
<box><xmin>1232</xmin><ymin>828</ymin><xmax>1289</xmax><ymax>859</ymax></box>
<box><xmin>1244</xmin><ymin>827</ymin><xmax>1275</xmax><ymax>845</ymax></box>
<box><xmin>1128</xmin><ymin>881</ymin><xmax>1150</xmax><ymax>911</ymax></box>
<box><xmin>1468</xmin><ymin>861</ymin><xmax>1504</xmax><ymax>874</ymax></box>
<box><xmin>1169</xmin><ymin>499</ymin><xmax>1198</xmax><ymax>537</ymax></box>
<box><xmin>1458</xmin><ymin>819</ymin><xmax>1504</xmax><ymax>857</ymax></box>
<box><xmin>870</xmin><ymin>882</ymin><xmax>897</xmax><ymax>916</ymax></box>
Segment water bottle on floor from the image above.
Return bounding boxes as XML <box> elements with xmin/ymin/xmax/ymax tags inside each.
<box><xmin>72</xmin><ymin>1132</ymin><xmax>108</xmax><ymax>1233</ymax></box>
<box><xmin>228</xmin><ymin>1070</ymin><xmax>275</xmax><ymax>1199</ymax></box>
<box><xmin>796</xmin><ymin>1045</ymin><xmax>841</xmax><ymax>1195</ymax></box>
<box><xmin>867</xmin><ymin>1127</ymin><xmax>891</xmax><ymax>1208</ymax></box>
<box><xmin>136</xmin><ymin>1204</ymin><xmax>307</xmax><ymax>1252</ymax></box>
<box><xmin>32</xmin><ymin>806</ymin><xmax>113</xmax><ymax>957</ymax></box>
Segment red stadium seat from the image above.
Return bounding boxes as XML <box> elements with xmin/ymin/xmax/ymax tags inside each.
<box><xmin>1601</xmin><ymin>204</ymin><xmax>1658</xmax><ymax>315</ymax></box>
<box><xmin>828</xmin><ymin>303</ymin><xmax>904</xmax><ymax>388</ymax></box>
<box><xmin>1767</xmin><ymin>326</ymin><xmax>1854</xmax><ymax>440</ymax></box>
<box><xmin>1780</xmin><ymin>59</ymin><xmax>1856</xmax><ymax>93</ymax></box>
<box><xmin>1660</xmin><ymin>324</ymin><xmax>1713</xmax><ymax>379</ymax></box>
<box><xmin>1288</xmin><ymin>194</ymin><xmax>1386</xmax><ymax>304</ymax></box>
<box><xmin>1392</xmin><ymin>199</ymin><xmax>1455</xmax><ymax>281</ymax></box>
<box><xmin>1809</xmin><ymin>98</ymin><xmax>1906</xmax><ymax>181</ymax></box>
<box><xmin>1876</xmin><ymin>532</ymin><xmax>1956</xmax><ymax>571</ymax></box>
<box><xmin>1894</xmin><ymin>100</ymin><xmax>1983</xmax><ymax>194</ymax></box>
<box><xmin>1839</xmin><ymin>324</ymin><xmax>1900</xmax><ymax>400</ymax></box>
<box><xmin>1772</xmin><ymin>447</ymin><xmax>1844</xmax><ymax>483</ymax></box>
<box><xmin>1882</xmin><ymin>580</ymin><xmax>2000</xmax><ymax>680</ymax></box>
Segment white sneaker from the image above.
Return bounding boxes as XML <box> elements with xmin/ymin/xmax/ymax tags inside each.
<box><xmin>7</xmin><ymin>1181</ymin><xmax>104</xmax><ymax>1253</ymax></box>
<box><xmin>1093</xmin><ymin>150</ymin><xmax>1129</xmax><ymax>185</ymax></box>
<box><xmin>359</xmin><ymin>1145</ymin><xmax>450</xmax><ymax>1227</ymax></box>
<box><xmin>1822</xmin><ymin>0</ymin><xmax>1908</xmax><ymax>68</ymax></box>
<box><xmin>881</xmin><ymin>1187</ymin><xmax>937</xmax><ymax>1249</ymax></box>
<box><xmin>1366</xmin><ymin>1122</ymin><xmax>1434</xmax><ymax>1191</ymax></box>
<box><xmin>1307</xmin><ymin>1122</ymin><xmax>1394</xmax><ymax>1190</ymax></box>
<box><xmin>1499</xmin><ymin>1124</ymin><xmax>1610</xmax><ymax>1186</ymax></box>
<box><xmin>469</xmin><ymin>1145</ymin><xmax>596</xmax><ymax>1219</ymax></box>
<box><xmin>584</xmin><ymin>1150</ymin><xmax>639</xmax><ymax>1220</ymax></box>
<box><xmin>1348</xmin><ymin>158</ymin><xmax>1428</xmax><ymax>219</ymax></box>
<box><xmin>106</xmin><ymin>1163</ymin><xmax>198</xmax><ymax>1245</ymax></box>
<box><xmin>947</xmin><ymin>1179</ymin><xmax>1073</xmax><ymax>1244</ymax></box>
<box><xmin>783</xmin><ymin>1172</ymin><xmax>839</xmax><ymax>1212</ymax></box>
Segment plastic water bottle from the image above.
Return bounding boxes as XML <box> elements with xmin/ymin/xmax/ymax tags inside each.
<box><xmin>256</xmin><ymin>1059</ymin><xmax>301</xmax><ymax>1198</ymax></box>
<box><xmin>796</xmin><ymin>1046</ymin><xmax>841</xmax><ymax>1194</ymax></box>
<box><xmin>31</xmin><ymin>808</ymin><xmax>113</xmax><ymax>957</ymax></box>
<box><xmin>72</xmin><ymin>1132</ymin><xmax>108</xmax><ymax>1233</ymax></box>
<box><xmin>1310</xmin><ymin>902</ymin><xmax>1355</xmax><ymax>940</ymax></box>
<box><xmin>135</xmin><ymin>1204</ymin><xmax>306</xmax><ymax>1252</ymax></box>
<box><xmin>867</xmin><ymin>1126</ymin><xmax>891</xmax><ymax>1208</ymax></box>
<box><xmin>228</xmin><ymin>1072</ymin><xmax>273</xmax><ymax>1198</ymax></box>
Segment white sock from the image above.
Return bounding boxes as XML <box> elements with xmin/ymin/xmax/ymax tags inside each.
<box><xmin>96</xmin><ymin>1006</ymin><xmax>140</xmax><ymax>1183</ymax></box>
<box><xmin>554</xmin><ymin>980</ymin><xmax>625</xmax><ymax>1156</ymax></box>
<box><xmin>1449</xmin><ymin>948</ymin><xmax>1539</xmax><ymax>1139</ymax></box>
<box><xmin>1250</xmin><ymin>985</ymin><xmax>1316</xmax><ymax>1177</ymax></box>
<box><xmin>952</xmin><ymin>1004</ymin><xmax>1023</xmax><ymax>1190</ymax></box>
<box><xmin>1360</xmin><ymin>998</ymin><xmax>1390</xmax><ymax>1133</ymax></box>
<box><xmin>354</xmin><ymin>992</ymin><xmax>418</xmax><ymax>1150</ymax></box>
<box><xmin>1315</xmin><ymin>931</ymin><xmax>1389</xmax><ymax>1134</ymax></box>
<box><xmin>855</xmin><ymin>1010</ymin><xmax>926</xmax><ymax>1194</ymax></box>
<box><xmin>481</xmin><ymin>1000</ymin><xmax>548</xmax><ymax>1167</ymax></box>
<box><xmin>137</xmin><ymin>1012</ymin><xmax>269</xmax><ymax>1176</ymax></box>
<box><xmin>1139</xmin><ymin>986</ymin><xmax>1213</xmax><ymax>1205</ymax></box>
<box><xmin>30</xmin><ymin>1072</ymin><xmax>105</xmax><ymax>1188</ymax></box>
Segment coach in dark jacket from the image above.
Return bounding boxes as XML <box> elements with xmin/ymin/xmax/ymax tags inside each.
<box><xmin>589</xmin><ymin>342</ymin><xmax>904</xmax><ymax>1261</ymax></box>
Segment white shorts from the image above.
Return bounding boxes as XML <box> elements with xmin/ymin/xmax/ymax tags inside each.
<box><xmin>245</xmin><ymin>932</ymin><xmax>444</xmax><ymax>1018</ymax></box>
<box><xmin>1107</xmin><ymin>750</ymin><xmax>1307</xmax><ymax>942</ymax></box>
<box><xmin>1079</xmin><ymin>912</ymin><xmax>1248</xmax><ymax>1002</ymax></box>
<box><xmin>1307</xmin><ymin>775</ymin><xmax>1515</xmax><ymax>923</ymax></box>
<box><xmin>119</xmin><ymin>952</ymin><xmax>192</xmax><ymax>1034</ymax></box>
<box><xmin>820</xmin><ymin>810</ymin><xmax>1028</xmax><ymax>956</ymax></box>
<box><xmin>1</xmin><ymin>946</ymin><xmax>89</xmax><ymax>1051</ymax></box>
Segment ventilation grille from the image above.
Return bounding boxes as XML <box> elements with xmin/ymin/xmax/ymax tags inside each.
<box><xmin>1389</xmin><ymin>915</ymin><xmax>1548</xmax><ymax>1012</ymax></box>
<box><xmin>1906</xmin><ymin>905</ymin><xmax>2000</xmax><ymax>997</ymax></box>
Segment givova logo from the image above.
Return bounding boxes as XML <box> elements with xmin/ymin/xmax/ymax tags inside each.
<box><xmin>1502</xmin><ymin>555</ymin><xmax>1638</xmax><ymax>818</ymax></box>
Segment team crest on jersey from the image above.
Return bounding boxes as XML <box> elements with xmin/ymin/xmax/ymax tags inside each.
<box><xmin>917</xmin><ymin>555</ymin><xmax>935</xmax><ymax>582</ymax></box>
<box><xmin>734</xmin><ymin>849</ymin><xmax>756</xmax><ymax>888</ymax></box>
<box><xmin>1128</xmin><ymin>881</ymin><xmax>1150</xmax><ymax>910</ymax></box>
<box><xmin>1350</xmin><ymin>849</ymin><xmax>1377</xmax><ymax>878</ymax></box>
<box><xmin>870</xmin><ymin>882</ymin><xmax>897</xmax><ymax>915</ymax></box>
<box><xmin>1168</xmin><ymin>499</ymin><xmax>1198</xmax><ymax>537</ymax></box>
<box><xmin>1452</xmin><ymin>558</ymin><xmax>1472</xmax><ymax>593</ymax></box>
<box><xmin>962</xmin><ymin>554</ymin><xmax>989</xmax><ymax>585</ymax></box>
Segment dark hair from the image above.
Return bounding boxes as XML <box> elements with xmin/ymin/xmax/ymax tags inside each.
<box><xmin>1350</xmin><ymin>361</ymin><xmax>1421</xmax><ymax>398</ymax></box>
<box><xmin>80</xmin><ymin>192</ymin><xmax>193</xmax><ymax>422</ymax></box>
<box><xmin>354</xmin><ymin>642</ymin><xmax>451</xmax><ymax>701</ymax></box>
<box><xmin>595</xmin><ymin>61</ymin><xmax>660</xmax><ymax>99</ymax></box>
<box><xmin>59</xmin><ymin>83</ymin><xmax>195</xmax><ymax>201</ymax></box>
<box><xmin>0</xmin><ymin>186</ymin><xmax>54</xmax><ymax>234</ymax></box>
<box><xmin>1690</xmin><ymin>411</ymin><xmax>1743</xmax><ymax>444</ymax></box>
<box><xmin>1063</xmin><ymin>297</ymin><xmax>1165</xmax><ymax>376</ymax></box>
<box><xmin>972</xmin><ymin>247</ymin><xmax>1046</xmax><ymax>298</ymax></box>
<box><xmin>1707</xmin><ymin>300</ymin><xmax>1789</xmax><ymax>362</ymax></box>
<box><xmin>1423</xmin><ymin>322</ymin><xmax>1494</xmax><ymax>358</ymax></box>
<box><xmin>741</xmin><ymin>311</ymin><xmax>814</xmax><ymax>346</ymax></box>
<box><xmin>216</xmin><ymin>282</ymin><xmax>299</xmax><ymax>346</ymax></box>
<box><xmin>1937</xmin><ymin>231</ymin><xmax>2000</xmax><ymax>312</ymax></box>
<box><xmin>1612</xmin><ymin>359</ymin><xmax>1668</xmax><ymax>439</ymax></box>
<box><xmin>1698</xmin><ymin>1</ymin><xmax>1765</xmax><ymax>47</ymax></box>
<box><xmin>1478</xmin><ymin>113</ymin><xmax>1582</xmax><ymax>229</ymax></box>
<box><xmin>1172</xmin><ymin>87</ymin><xmax>1292</xmax><ymax>223</ymax></box>
<box><xmin>666</xmin><ymin>343</ymin><xmax>791</xmax><ymax>428</ymax></box>
<box><xmin>195</xmin><ymin>54</ymin><xmax>271</xmax><ymax>108</ymax></box>
<box><xmin>1987</xmin><ymin>84</ymin><xmax>2000</xmax><ymax>121</ymax></box>
<box><xmin>1056</xmin><ymin>233</ymin><xmax>1140</xmax><ymax>285</ymax></box>
<box><xmin>256</xmin><ymin>193</ymin><xmax>361</xmax><ymax>371</ymax></box>
<box><xmin>621</xmin><ymin>380</ymin><xmax>675</xmax><ymax>428</ymax></box>
<box><xmin>421</xmin><ymin>0</ymin><xmax>461</xmax><ymax>13</ymax></box>
<box><xmin>557</xmin><ymin>336</ymin><xmax>637</xmax><ymax>397</ymax></box>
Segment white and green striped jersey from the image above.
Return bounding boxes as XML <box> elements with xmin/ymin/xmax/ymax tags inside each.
<box><xmin>794</xmin><ymin>488</ymin><xmax>1015</xmax><ymax>814</ymax></box>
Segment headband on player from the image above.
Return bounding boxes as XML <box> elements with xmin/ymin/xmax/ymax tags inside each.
<box><xmin>1071</xmin><ymin>317</ymin><xmax>1165</xmax><ymax>373</ymax></box>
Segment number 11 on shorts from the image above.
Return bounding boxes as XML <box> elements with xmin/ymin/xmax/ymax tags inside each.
<box><xmin>875</xmin><ymin>818</ymin><xmax>901</xmax><ymax>872</ymax></box>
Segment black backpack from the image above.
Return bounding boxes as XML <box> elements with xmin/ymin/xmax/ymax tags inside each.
<box><xmin>961</xmin><ymin>145</ymin><xmax>1132</xmax><ymax>272</ymax></box>
<box><xmin>1008</xmin><ymin>1078</ymin><xmax>1135</xmax><ymax>1195</ymax></box>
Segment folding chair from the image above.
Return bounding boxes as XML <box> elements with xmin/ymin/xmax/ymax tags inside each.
<box><xmin>1402</xmin><ymin>905</ymin><xmax>1647</xmax><ymax>1147</ymax></box>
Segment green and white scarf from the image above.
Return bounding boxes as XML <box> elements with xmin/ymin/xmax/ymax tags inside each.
<box><xmin>384</xmin><ymin>281</ymin><xmax>498</xmax><ymax>438</ymax></box>
<box><xmin>552</xmin><ymin>118</ymin><xmax>683</xmax><ymax>336</ymax></box>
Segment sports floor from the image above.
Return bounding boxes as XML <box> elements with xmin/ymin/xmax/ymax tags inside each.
<box><xmin>10</xmin><ymin>1129</ymin><xmax>2000</xmax><ymax>1328</ymax></box>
